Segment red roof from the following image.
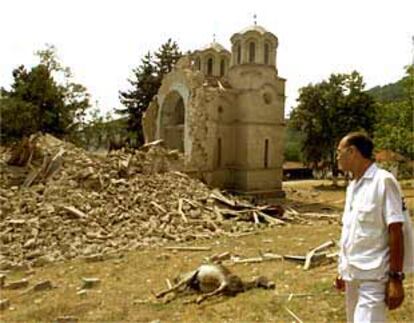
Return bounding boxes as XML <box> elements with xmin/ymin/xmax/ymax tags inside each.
<box><xmin>375</xmin><ymin>150</ymin><xmax>406</xmax><ymax>162</ymax></box>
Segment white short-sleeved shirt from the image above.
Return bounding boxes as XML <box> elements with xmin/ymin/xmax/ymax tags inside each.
<box><xmin>338</xmin><ymin>163</ymin><xmax>413</xmax><ymax>281</ymax></box>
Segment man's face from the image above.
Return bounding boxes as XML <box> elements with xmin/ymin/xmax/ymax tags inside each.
<box><xmin>336</xmin><ymin>138</ymin><xmax>353</xmax><ymax>171</ymax></box>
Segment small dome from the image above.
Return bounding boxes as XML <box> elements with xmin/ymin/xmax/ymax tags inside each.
<box><xmin>197</xmin><ymin>41</ymin><xmax>230</xmax><ymax>53</ymax></box>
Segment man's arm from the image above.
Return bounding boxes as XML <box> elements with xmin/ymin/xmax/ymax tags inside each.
<box><xmin>386</xmin><ymin>222</ymin><xmax>404</xmax><ymax>310</ymax></box>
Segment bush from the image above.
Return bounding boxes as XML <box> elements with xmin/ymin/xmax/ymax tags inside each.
<box><xmin>0</xmin><ymin>98</ymin><xmax>40</xmax><ymax>144</ymax></box>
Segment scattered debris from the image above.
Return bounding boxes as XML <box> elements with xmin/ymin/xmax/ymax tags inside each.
<box><xmin>3</xmin><ymin>278</ymin><xmax>29</xmax><ymax>290</ymax></box>
<box><xmin>83</xmin><ymin>253</ymin><xmax>106</xmax><ymax>263</ymax></box>
<box><xmin>285</xmin><ymin>293</ymin><xmax>314</xmax><ymax>301</ymax></box>
<box><xmin>206</xmin><ymin>252</ymin><xmax>231</xmax><ymax>263</ymax></box>
<box><xmin>276</xmin><ymin>240</ymin><xmax>338</xmax><ymax>270</ymax></box>
<box><xmin>6</xmin><ymin>134</ymin><xmax>39</xmax><ymax>167</ymax></box>
<box><xmin>284</xmin><ymin>207</ymin><xmax>341</xmax><ymax>223</ymax></box>
<box><xmin>140</xmin><ymin>139</ymin><xmax>164</xmax><ymax>151</ymax></box>
<box><xmin>284</xmin><ymin>306</ymin><xmax>303</xmax><ymax>323</ymax></box>
<box><xmin>164</xmin><ymin>246</ymin><xmax>212</xmax><ymax>252</ymax></box>
<box><xmin>81</xmin><ymin>277</ymin><xmax>100</xmax><ymax>289</ymax></box>
<box><xmin>62</xmin><ymin>206</ymin><xmax>88</xmax><ymax>219</ymax></box>
<box><xmin>0</xmin><ymin>274</ymin><xmax>5</xmax><ymax>288</ymax></box>
<box><xmin>32</xmin><ymin>280</ymin><xmax>53</xmax><ymax>292</ymax></box>
<box><xmin>55</xmin><ymin>315</ymin><xmax>79</xmax><ymax>323</ymax></box>
<box><xmin>0</xmin><ymin>299</ymin><xmax>10</xmax><ymax>311</ymax></box>
<box><xmin>304</xmin><ymin>240</ymin><xmax>335</xmax><ymax>270</ymax></box>
<box><xmin>231</xmin><ymin>253</ymin><xmax>283</xmax><ymax>264</ymax></box>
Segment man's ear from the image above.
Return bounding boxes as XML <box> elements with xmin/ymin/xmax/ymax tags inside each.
<box><xmin>349</xmin><ymin>145</ymin><xmax>360</xmax><ymax>159</ymax></box>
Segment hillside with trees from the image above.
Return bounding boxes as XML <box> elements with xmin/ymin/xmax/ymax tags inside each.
<box><xmin>367</xmin><ymin>78</ymin><xmax>405</xmax><ymax>103</ymax></box>
<box><xmin>372</xmin><ymin>66</ymin><xmax>414</xmax><ymax>160</ymax></box>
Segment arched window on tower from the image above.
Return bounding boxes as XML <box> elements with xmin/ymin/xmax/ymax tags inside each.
<box><xmin>196</xmin><ymin>57</ymin><xmax>201</xmax><ymax>70</ymax></box>
<box><xmin>264</xmin><ymin>43</ymin><xmax>270</xmax><ymax>65</ymax></box>
<box><xmin>217</xmin><ymin>138</ymin><xmax>222</xmax><ymax>167</ymax></box>
<box><xmin>264</xmin><ymin>139</ymin><xmax>269</xmax><ymax>168</ymax></box>
<box><xmin>237</xmin><ymin>44</ymin><xmax>241</xmax><ymax>64</ymax></box>
<box><xmin>207</xmin><ymin>57</ymin><xmax>214</xmax><ymax>76</ymax></box>
<box><xmin>220</xmin><ymin>58</ymin><xmax>226</xmax><ymax>76</ymax></box>
<box><xmin>249</xmin><ymin>42</ymin><xmax>256</xmax><ymax>63</ymax></box>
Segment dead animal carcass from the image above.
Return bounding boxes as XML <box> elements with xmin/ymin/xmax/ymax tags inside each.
<box><xmin>156</xmin><ymin>263</ymin><xmax>275</xmax><ymax>304</ymax></box>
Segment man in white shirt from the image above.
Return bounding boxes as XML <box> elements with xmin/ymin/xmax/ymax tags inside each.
<box><xmin>334</xmin><ymin>132</ymin><xmax>413</xmax><ymax>322</ymax></box>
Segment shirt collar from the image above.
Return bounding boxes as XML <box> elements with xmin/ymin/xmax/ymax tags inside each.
<box><xmin>362</xmin><ymin>162</ymin><xmax>377</xmax><ymax>179</ymax></box>
<box><xmin>349</xmin><ymin>163</ymin><xmax>377</xmax><ymax>188</ymax></box>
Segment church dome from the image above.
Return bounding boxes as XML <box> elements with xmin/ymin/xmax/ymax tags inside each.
<box><xmin>229</xmin><ymin>24</ymin><xmax>278</xmax><ymax>67</ymax></box>
<box><xmin>192</xmin><ymin>41</ymin><xmax>231</xmax><ymax>77</ymax></box>
<box><xmin>196</xmin><ymin>41</ymin><xmax>230</xmax><ymax>54</ymax></box>
<box><xmin>235</xmin><ymin>24</ymin><xmax>269</xmax><ymax>35</ymax></box>
<box><xmin>231</xmin><ymin>24</ymin><xmax>277</xmax><ymax>42</ymax></box>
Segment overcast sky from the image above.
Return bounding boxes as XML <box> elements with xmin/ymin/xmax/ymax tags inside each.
<box><xmin>1</xmin><ymin>0</ymin><xmax>413</xmax><ymax>117</ymax></box>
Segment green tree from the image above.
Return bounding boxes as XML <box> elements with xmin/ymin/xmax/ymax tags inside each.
<box><xmin>118</xmin><ymin>39</ymin><xmax>182</xmax><ymax>146</ymax></box>
<box><xmin>284</xmin><ymin>120</ymin><xmax>304</xmax><ymax>162</ymax></box>
<box><xmin>0</xmin><ymin>44</ymin><xmax>90</xmax><ymax>143</ymax></box>
<box><xmin>154</xmin><ymin>38</ymin><xmax>182</xmax><ymax>78</ymax></box>
<box><xmin>118</xmin><ymin>52</ymin><xmax>158</xmax><ymax>145</ymax></box>
<box><xmin>374</xmin><ymin>65</ymin><xmax>414</xmax><ymax>159</ymax></box>
<box><xmin>290</xmin><ymin>71</ymin><xmax>376</xmax><ymax>180</ymax></box>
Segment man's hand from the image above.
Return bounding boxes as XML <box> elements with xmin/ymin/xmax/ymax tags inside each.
<box><xmin>334</xmin><ymin>275</ymin><xmax>345</xmax><ymax>292</ymax></box>
<box><xmin>385</xmin><ymin>279</ymin><xmax>404</xmax><ymax>310</ymax></box>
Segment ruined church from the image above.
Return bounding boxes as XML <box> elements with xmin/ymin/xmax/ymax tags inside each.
<box><xmin>143</xmin><ymin>24</ymin><xmax>286</xmax><ymax>197</ymax></box>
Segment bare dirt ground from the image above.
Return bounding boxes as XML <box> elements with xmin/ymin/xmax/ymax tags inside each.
<box><xmin>1</xmin><ymin>179</ymin><xmax>413</xmax><ymax>322</ymax></box>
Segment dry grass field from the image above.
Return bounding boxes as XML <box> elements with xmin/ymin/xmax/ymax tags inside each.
<box><xmin>1</xmin><ymin>179</ymin><xmax>413</xmax><ymax>322</ymax></box>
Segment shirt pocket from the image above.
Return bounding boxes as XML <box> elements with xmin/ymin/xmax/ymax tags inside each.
<box><xmin>355</xmin><ymin>204</ymin><xmax>381</xmax><ymax>238</ymax></box>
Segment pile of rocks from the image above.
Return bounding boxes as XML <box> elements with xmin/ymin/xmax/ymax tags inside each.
<box><xmin>0</xmin><ymin>135</ymin><xmax>284</xmax><ymax>269</ymax></box>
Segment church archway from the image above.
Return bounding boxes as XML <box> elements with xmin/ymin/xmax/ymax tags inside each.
<box><xmin>160</xmin><ymin>91</ymin><xmax>185</xmax><ymax>152</ymax></box>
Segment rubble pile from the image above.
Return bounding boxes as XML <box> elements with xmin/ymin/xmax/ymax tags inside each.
<box><xmin>0</xmin><ymin>135</ymin><xmax>285</xmax><ymax>269</ymax></box>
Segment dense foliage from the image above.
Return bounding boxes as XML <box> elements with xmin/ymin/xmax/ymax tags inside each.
<box><xmin>0</xmin><ymin>45</ymin><xmax>90</xmax><ymax>143</ymax></box>
<box><xmin>284</xmin><ymin>122</ymin><xmax>304</xmax><ymax>162</ymax></box>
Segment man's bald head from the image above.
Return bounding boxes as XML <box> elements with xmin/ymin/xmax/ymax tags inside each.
<box><xmin>343</xmin><ymin>132</ymin><xmax>374</xmax><ymax>160</ymax></box>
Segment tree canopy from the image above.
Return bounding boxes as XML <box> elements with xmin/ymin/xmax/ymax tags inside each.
<box><xmin>118</xmin><ymin>39</ymin><xmax>182</xmax><ymax>146</ymax></box>
<box><xmin>290</xmin><ymin>71</ymin><xmax>376</xmax><ymax>176</ymax></box>
<box><xmin>0</xmin><ymin>44</ymin><xmax>90</xmax><ymax>143</ymax></box>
